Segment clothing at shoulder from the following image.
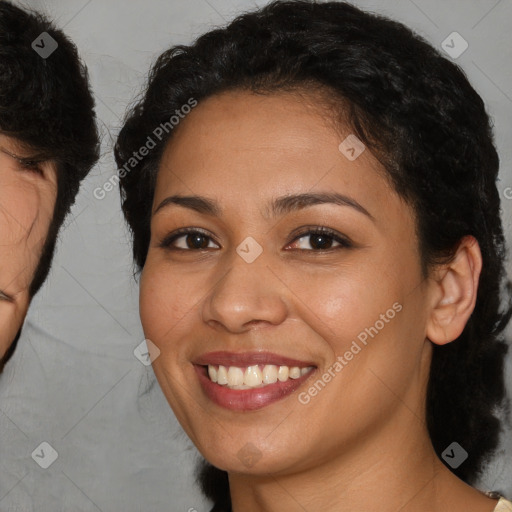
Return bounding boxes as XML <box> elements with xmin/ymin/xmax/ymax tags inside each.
<box><xmin>494</xmin><ymin>497</ymin><xmax>512</xmax><ymax>512</ymax></box>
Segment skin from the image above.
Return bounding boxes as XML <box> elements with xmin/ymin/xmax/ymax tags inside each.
<box><xmin>140</xmin><ymin>90</ymin><xmax>498</xmax><ymax>512</ymax></box>
<box><xmin>0</xmin><ymin>134</ymin><xmax>57</xmax><ymax>359</ymax></box>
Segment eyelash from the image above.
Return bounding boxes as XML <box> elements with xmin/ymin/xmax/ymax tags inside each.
<box><xmin>0</xmin><ymin>290</ymin><xmax>13</xmax><ymax>302</ymax></box>
<box><xmin>158</xmin><ymin>226</ymin><xmax>353</xmax><ymax>252</ymax></box>
<box><xmin>3</xmin><ymin>150</ymin><xmax>46</xmax><ymax>175</ymax></box>
<box><xmin>19</xmin><ymin>160</ymin><xmax>44</xmax><ymax>175</ymax></box>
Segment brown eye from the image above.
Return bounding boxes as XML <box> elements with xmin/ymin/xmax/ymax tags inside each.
<box><xmin>287</xmin><ymin>227</ymin><xmax>352</xmax><ymax>251</ymax></box>
<box><xmin>182</xmin><ymin>233</ymin><xmax>212</xmax><ymax>249</ymax></box>
<box><xmin>159</xmin><ymin>228</ymin><xmax>219</xmax><ymax>251</ymax></box>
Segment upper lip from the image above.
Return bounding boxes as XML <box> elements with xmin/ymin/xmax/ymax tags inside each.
<box><xmin>193</xmin><ymin>351</ymin><xmax>316</xmax><ymax>368</ymax></box>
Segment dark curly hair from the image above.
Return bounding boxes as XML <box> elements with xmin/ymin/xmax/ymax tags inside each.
<box><xmin>0</xmin><ymin>1</ymin><xmax>99</xmax><ymax>371</ymax></box>
<box><xmin>114</xmin><ymin>1</ymin><xmax>512</xmax><ymax>509</ymax></box>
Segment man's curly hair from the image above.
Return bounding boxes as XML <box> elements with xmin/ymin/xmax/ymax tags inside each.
<box><xmin>0</xmin><ymin>1</ymin><xmax>99</xmax><ymax>371</ymax></box>
<box><xmin>114</xmin><ymin>1</ymin><xmax>512</xmax><ymax>510</ymax></box>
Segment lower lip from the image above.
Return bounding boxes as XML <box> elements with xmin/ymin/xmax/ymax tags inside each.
<box><xmin>194</xmin><ymin>365</ymin><xmax>316</xmax><ymax>411</ymax></box>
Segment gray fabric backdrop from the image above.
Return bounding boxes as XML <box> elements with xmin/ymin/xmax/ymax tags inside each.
<box><xmin>1</xmin><ymin>1</ymin><xmax>511</xmax><ymax>511</ymax></box>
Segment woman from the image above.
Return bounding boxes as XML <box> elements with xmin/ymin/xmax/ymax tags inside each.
<box><xmin>0</xmin><ymin>1</ymin><xmax>99</xmax><ymax>371</ymax></box>
<box><xmin>115</xmin><ymin>1</ymin><xmax>512</xmax><ymax>510</ymax></box>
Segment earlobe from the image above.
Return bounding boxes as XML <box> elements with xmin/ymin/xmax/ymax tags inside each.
<box><xmin>426</xmin><ymin>236</ymin><xmax>482</xmax><ymax>346</ymax></box>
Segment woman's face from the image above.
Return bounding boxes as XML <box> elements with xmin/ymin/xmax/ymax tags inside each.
<box><xmin>0</xmin><ymin>134</ymin><xmax>57</xmax><ymax>358</ymax></box>
<box><xmin>140</xmin><ymin>90</ymin><xmax>435</xmax><ymax>475</ymax></box>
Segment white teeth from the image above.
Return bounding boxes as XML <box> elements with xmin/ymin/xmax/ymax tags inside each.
<box><xmin>277</xmin><ymin>366</ymin><xmax>289</xmax><ymax>382</ymax></box>
<box><xmin>217</xmin><ymin>365</ymin><xmax>228</xmax><ymax>385</ymax></box>
<box><xmin>208</xmin><ymin>365</ymin><xmax>217</xmax><ymax>382</ymax></box>
<box><xmin>262</xmin><ymin>365</ymin><xmax>278</xmax><ymax>384</ymax></box>
<box><xmin>289</xmin><ymin>367</ymin><xmax>301</xmax><ymax>379</ymax></box>
<box><xmin>227</xmin><ymin>366</ymin><xmax>244</xmax><ymax>386</ymax></box>
<box><xmin>207</xmin><ymin>364</ymin><xmax>314</xmax><ymax>388</ymax></box>
<box><xmin>244</xmin><ymin>365</ymin><xmax>262</xmax><ymax>386</ymax></box>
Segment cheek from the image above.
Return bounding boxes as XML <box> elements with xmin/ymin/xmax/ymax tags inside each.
<box><xmin>278</xmin><ymin>257</ymin><xmax>405</xmax><ymax>354</ymax></box>
<box><xmin>0</xmin><ymin>184</ymin><xmax>40</xmax><ymax>242</ymax></box>
<box><xmin>0</xmin><ymin>183</ymin><xmax>51</xmax><ymax>291</ymax></box>
<box><xmin>287</xmin><ymin>254</ymin><xmax>425</xmax><ymax>407</ymax></box>
<box><xmin>300</xmin><ymin>276</ymin><xmax>427</xmax><ymax>429</ymax></box>
<box><xmin>139</xmin><ymin>259</ymin><xmax>204</xmax><ymax>346</ymax></box>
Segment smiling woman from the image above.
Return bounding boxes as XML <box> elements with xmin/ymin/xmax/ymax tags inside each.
<box><xmin>0</xmin><ymin>1</ymin><xmax>99</xmax><ymax>370</ymax></box>
<box><xmin>114</xmin><ymin>1</ymin><xmax>512</xmax><ymax>511</ymax></box>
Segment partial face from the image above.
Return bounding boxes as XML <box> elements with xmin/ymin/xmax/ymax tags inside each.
<box><xmin>0</xmin><ymin>134</ymin><xmax>57</xmax><ymax>359</ymax></box>
<box><xmin>140</xmin><ymin>90</ymin><xmax>434</xmax><ymax>475</ymax></box>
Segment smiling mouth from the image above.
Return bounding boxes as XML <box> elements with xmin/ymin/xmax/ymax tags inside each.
<box><xmin>192</xmin><ymin>351</ymin><xmax>317</xmax><ymax>410</ymax></box>
<box><xmin>206</xmin><ymin>364</ymin><xmax>315</xmax><ymax>389</ymax></box>
<box><xmin>194</xmin><ymin>362</ymin><xmax>317</xmax><ymax>411</ymax></box>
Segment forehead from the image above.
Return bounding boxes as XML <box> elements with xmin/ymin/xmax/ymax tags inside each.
<box><xmin>155</xmin><ymin>90</ymin><xmax>394</xmax><ymax>211</ymax></box>
<box><xmin>165</xmin><ymin>89</ymin><xmax>344</xmax><ymax>155</ymax></box>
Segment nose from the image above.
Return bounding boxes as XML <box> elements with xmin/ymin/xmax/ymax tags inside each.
<box><xmin>202</xmin><ymin>254</ymin><xmax>289</xmax><ymax>333</ymax></box>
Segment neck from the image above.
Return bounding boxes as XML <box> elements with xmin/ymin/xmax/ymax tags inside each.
<box><xmin>228</xmin><ymin>407</ymin><xmax>493</xmax><ymax>512</ymax></box>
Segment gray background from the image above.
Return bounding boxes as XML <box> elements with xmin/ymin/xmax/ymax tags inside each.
<box><xmin>0</xmin><ymin>0</ymin><xmax>511</xmax><ymax>511</ymax></box>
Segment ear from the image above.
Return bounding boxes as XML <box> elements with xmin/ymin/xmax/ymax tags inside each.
<box><xmin>426</xmin><ymin>236</ymin><xmax>482</xmax><ymax>346</ymax></box>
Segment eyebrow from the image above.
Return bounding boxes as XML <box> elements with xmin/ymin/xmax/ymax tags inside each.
<box><xmin>154</xmin><ymin>192</ymin><xmax>375</xmax><ymax>221</ymax></box>
<box><xmin>0</xmin><ymin>147</ymin><xmax>51</xmax><ymax>164</ymax></box>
